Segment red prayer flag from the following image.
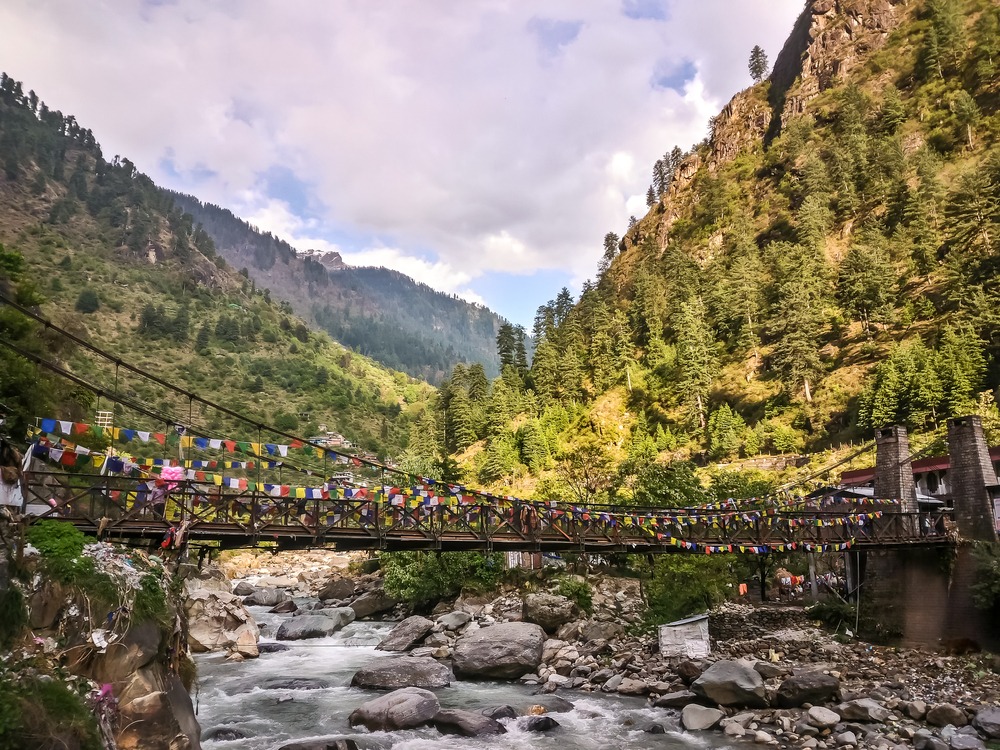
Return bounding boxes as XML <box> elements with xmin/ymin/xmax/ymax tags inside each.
<box><xmin>60</xmin><ymin>451</ymin><xmax>77</xmax><ymax>467</ymax></box>
<box><xmin>153</xmin><ymin>433</ymin><xmax>166</xmax><ymax>445</ymax></box>
<box><xmin>73</xmin><ymin>422</ymin><xmax>89</xmax><ymax>435</ymax></box>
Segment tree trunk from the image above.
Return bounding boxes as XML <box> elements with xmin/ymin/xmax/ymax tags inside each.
<box><xmin>803</xmin><ymin>377</ymin><xmax>812</xmax><ymax>403</ymax></box>
<box><xmin>696</xmin><ymin>393</ymin><xmax>705</xmax><ymax>429</ymax></box>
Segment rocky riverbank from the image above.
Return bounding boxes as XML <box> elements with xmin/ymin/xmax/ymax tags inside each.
<box><xmin>211</xmin><ymin>556</ymin><xmax>1000</xmax><ymax>750</ymax></box>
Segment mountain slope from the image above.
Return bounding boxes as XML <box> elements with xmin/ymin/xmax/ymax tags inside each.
<box><xmin>166</xmin><ymin>191</ymin><xmax>504</xmax><ymax>384</ymax></box>
<box><xmin>0</xmin><ymin>73</ymin><xmax>434</xmax><ymax>457</ymax></box>
<box><xmin>427</xmin><ymin>0</ymin><xmax>1000</xmax><ymax>499</ymax></box>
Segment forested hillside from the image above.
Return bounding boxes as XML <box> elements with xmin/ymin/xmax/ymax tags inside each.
<box><xmin>0</xmin><ymin>74</ymin><xmax>434</xmax><ymax>457</ymax></box>
<box><xmin>423</xmin><ymin>0</ymin><xmax>1000</xmax><ymax>501</ymax></box>
<box><xmin>167</xmin><ymin>191</ymin><xmax>505</xmax><ymax>384</ymax></box>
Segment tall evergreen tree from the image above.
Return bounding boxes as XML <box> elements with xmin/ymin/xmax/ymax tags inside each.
<box><xmin>748</xmin><ymin>45</ymin><xmax>769</xmax><ymax>83</ymax></box>
<box><xmin>676</xmin><ymin>297</ymin><xmax>717</xmax><ymax>428</ymax></box>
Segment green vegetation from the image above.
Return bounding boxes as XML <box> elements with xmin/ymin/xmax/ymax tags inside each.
<box><xmin>0</xmin><ymin>73</ymin><xmax>435</xmax><ymax>456</ymax></box>
<box><xmin>25</xmin><ymin>521</ymin><xmax>118</xmax><ymax>609</ymax></box>
<box><xmin>0</xmin><ymin>672</ymin><xmax>102</xmax><ymax>750</ymax></box>
<box><xmin>381</xmin><ymin>551</ymin><xmax>503</xmax><ymax>609</ymax></box>
<box><xmin>556</xmin><ymin>576</ymin><xmax>593</xmax><ymax>614</ymax></box>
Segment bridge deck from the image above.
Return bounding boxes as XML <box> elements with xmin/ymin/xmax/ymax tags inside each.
<box><xmin>18</xmin><ymin>470</ymin><xmax>955</xmax><ymax>553</ymax></box>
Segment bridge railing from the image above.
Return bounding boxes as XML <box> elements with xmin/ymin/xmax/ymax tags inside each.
<box><xmin>21</xmin><ymin>469</ymin><xmax>955</xmax><ymax>550</ymax></box>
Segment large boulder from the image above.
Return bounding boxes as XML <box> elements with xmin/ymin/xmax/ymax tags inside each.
<box><xmin>376</xmin><ymin>616</ymin><xmax>435</xmax><ymax>652</ymax></box>
<box><xmin>276</xmin><ymin>609</ymin><xmax>355</xmax><ymax>640</ymax></box>
<box><xmin>433</xmin><ymin>709</ymin><xmax>507</xmax><ymax>736</ymax></box>
<box><xmin>350</xmin><ymin>588</ymin><xmax>399</xmax><ymax>619</ymax></box>
<box><xmin>184</xmin><ymin>585</ymin><xmax>260</xmax><ymax>658</ymax></box>
<box><xmin>351</xmin><ymin>656</ymin><xmax>455</xmax><ymax>689</ymax></box>
<box><xmin>318</xmin><ymin>578</ymin><xmax>356</xmax><ymax>602</ymax></box>
<box><xmin>522</xmin><ymin>594</ymin><xmax>577</xmax><ymax>633</ymax></box>
<box><xmin>776</xmin><ymin>672</ymin><xmax>841</xmax><ymax>708</ymax></box>
<box><xmin>243</xmin><ymin>587</ymin><xmax>290</xmax><ymax>607</ymax></box>
<box><xmin>973</xmin><ymin>707</ymin><xmax>1000</xmax><ymax>739</ymax></box>
<box><xmin>453</xmin><ymin>622</ymin><xmax>546</xmax><ymax>679</ymax></box>
<box><xmin>348</xmin><ymin>687</ymin><xmax>440</xmax><ymax>731</ymax></box>
<box><xmin>691</xmin><ymin>660</ymin><xmax>768</xmax><ymax>708</ymax></box>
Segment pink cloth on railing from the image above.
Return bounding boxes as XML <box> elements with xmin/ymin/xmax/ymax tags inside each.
<box><xmin>159</xmin><ymin>465</ymin><xmax>185</xmax><ymax>490</ymax></box>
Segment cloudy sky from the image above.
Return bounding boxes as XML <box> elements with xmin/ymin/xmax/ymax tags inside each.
<box><xmin>2</xmin><ymin>0</ymin><xmax>801</xmax><ymax>327</ymax></box>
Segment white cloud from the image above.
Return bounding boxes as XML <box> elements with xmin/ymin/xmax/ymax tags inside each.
<box><xmin>0</xmin><ymin>0</ymin><xmax>802</xmax><ymax>321</ymax></box>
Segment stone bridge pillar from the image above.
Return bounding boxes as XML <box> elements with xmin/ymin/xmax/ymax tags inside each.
<box><xmin>872</xmin><ymin>425</ymin><xmax>917</xmax><ymax>534</ymax></box>
<box><xmin>946</xmin><ymin>415</ymin><xmax>999</xmax><ymax>543</ymax></box>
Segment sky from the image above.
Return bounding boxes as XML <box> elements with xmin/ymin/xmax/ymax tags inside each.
<box><xmin>1</xmin><ymin>0</ymin><xmax>802</xmax><ymax>328</ymax></box>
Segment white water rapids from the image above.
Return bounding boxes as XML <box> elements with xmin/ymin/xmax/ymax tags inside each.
<box><xmin>194</xmin><ymin>603</ymin><xmax>731</xmax><ymax>750</ymax></box>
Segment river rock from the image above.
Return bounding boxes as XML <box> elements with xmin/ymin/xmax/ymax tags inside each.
<box><xmin>269</xmin><ymin>600</ymin><xmax>298</xmax><ymax>614</ymax></box>
<box><xmin>836</xmin><ymin>698</ymin><xmax>891</xmax><ymax>723</ymax></box>
<box><xmin>348</xmin><ymin>687</ymin><xmax>440</xmax><ymax>731</ymax></box>
<box><xmin>837</xmin><ymin>731</ymin><xmax>858</xmax><ymax>746</ymax></box>
<box><xmin>433</xmin><ymin>708</ymin><xmax>507</xmax><ymax>736</ymax></box>
<box><xmin>351</xmin><ymin>656</ymin><xmax>455</xmax><ymax>689</ymax></box>
<box><xmin>522</xmin><ymin>716</ymin><xmax>560</xmax><ymax>731</ymax></box>
<box><xmin>276</xmin><ymin>610</ymin><xmax>355</xmax><ymax>640</ymax></box>
<box><xmin>807</xmin><ymin>706</ymin><xmax>841</xmax><ymax>729</ymax></box>
<box><xmin>243</xmin><ymin>587</ymin><xmax>290</xmax><ymax>607</ymax></box>
<box><xmin>453</xmin><ymin>622</ymin><xmax>545</xmax><ymax>679</ymax></box>
<box><xmin>350</xmin><ymin>588</ymin><xmax>399</xmax><ymax>619</ymax></box>
<box><xmin>376</xmin><ymin>616</ymin><xmax>435</xmax><ymax>652</ymax></box>
<box><xmin>578</xmin><ymin>619</ymin><xmax>625</xmax><ymax>641</ymax></box>
<box><xmin>617</xmin><ymin>677</ymin><xmax>649</xmax><ymax>695</ymax></box>
<box><xmin>205</xmin><ymin>726</ymin><xmax>248</xmax><ymax>741</ymax></box>
<box><xmin>437</xmin><ymin>611</ymin><xmax>473</xmax><ymax>630</ymax></box>
<box><xmin>676</xmin><ymin>660</ymin><xmax>705</xmax><ymax>684</ymax></box>
<box><xmin>482</xmin><ymin>705</ymin><xmax>518</xmax><ymax>720</ymax></box>
<box><xmin>184</xmin><ymin>583</ymin><xmax>260</xmax><ymax>658</ymax></box>
<box><xmin>691</xmin><ymin>660</ymin><xmax>768</xmax><ymax>708</ymax></box>
<box><xmin>233</xmin><ymin>580</ymin><xmax>256</xmax><ymax>596</ymax></box>
<box><xmin>522</xmin><ymin>594</ymin><xmax>577</xmax><ymax>632</ymax></box>
<box><xmin>278</xmin><ymin>738</ymin><xmax>360</xmax><ymax>750</ymax></box>
<box><xmin>258</xmin><ymin>642</ymin><xmax>290</xmax><ymax>654</ymax></box>
<box><xmin>654</xmin><ymin>690</ymin><xmax>700</xmax><ymax>708</ymax></box>
<box><xmin>318</xmin><ymin>578</ymin><xmax>355</xmax><ymax>601</ymax></box>
<box><xmin>682</xmin><ymin>704</ymin><xmax>725</xmax><ymax>730</ymax></box>
<box><xmin>262</xmin><ymin>678</ymin><xmax>331</xmax><ymax>690</ymax></box>
<box><xmin>776</xmin><ymin>672</ymin><xmax>841</xmax><ymax>708</ymax></box>
<box><xmin>973</xmin><ymin>707</ymin><xmax>1000</xmax><ymax>738</ymax></box>
<box><xmin>927</xmin><ymin>704</ymin><xmax>968</xmax><ymax>727</ymax></box>
<box><xmin>949</xmin><ymin>736</ymin><xmax>985</xmax><ymax>750</ymax></box>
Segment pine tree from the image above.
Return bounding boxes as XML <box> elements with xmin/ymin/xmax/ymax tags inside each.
<box><xmin>937</xmin><ymin>325</ymin><xmax>985</xmax><ymax>417</ymax></box>
<box><xmin>646</xmin><ymin>185</ymin><xmax>656</xmax><ymax>208</ymax></box>
<box><xmin>676</xmin><ymin>297</ymin><xmax>717</xmax><ymax>428</ymax></box>
<box><xmin>496</xmin><ymin>323</ymin><xmax>517</xmax><ymax>370</ymax></box>
<box><xmin>748</xmin><ymin>45</ymin><xmax>769</xmax><ymax>83</ymax></box>
<box><xmin>837</xmin><ymin>243</ymin><xmax>896</xmax><ymax>336</ymax></box>
<box><xmin>952</xmin><ymin>91</ymin><xmax>980</xmax><ymax>150</ymax></box>
<box><xmin>707</xmin><ymin>403</ymin><xmax>748</xmax><ymax>459</ymax></box>
<box><xmin>767</xmin><ymin>242</ymin><xmax>828</xmax><ymax>402</ymax></box>
<box><xmin>446</xmin><ymin>389</ymin><xmax>477</xmax><ymax>452</ymax></box>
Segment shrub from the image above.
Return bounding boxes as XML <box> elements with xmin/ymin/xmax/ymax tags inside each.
<box><xmin>0</xmin><ymin>673</ymin><xmax>102</xmax><ymax>750</ymax></box>
<box><xmin>556</xmin><ymin>577</ymin><xmax>593</xmax><ymax>613</ymax></box>
<box><xmin>0</xmin><ymin>588</ymin><xmax>27</xmax><ymax>649</ymax></box>
<box><xmin>74</xmin><ymin>288</ymin><xmax>100</xmax><ymax>313</ymax></box>
<box><xmin>381</xmin><ymin>551</ymin><xmax>502</xmax><ymax>608</ymax></box>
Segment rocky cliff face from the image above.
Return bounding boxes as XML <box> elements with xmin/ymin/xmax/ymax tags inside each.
<box><xmin>775</xmin><ymin>0</ymin><xmax>908</xmax><ymax>124</ymax></box>
<box><xmin>631</xmin><ymin>0</ymin><xmax>912</xmax><ymax>256</ymax></box>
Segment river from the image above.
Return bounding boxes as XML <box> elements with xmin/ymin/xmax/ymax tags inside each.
<box><xmin>195</xmin><ymin>602</ymin><xmax>729</xmax><ymax>750</ymax></box>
